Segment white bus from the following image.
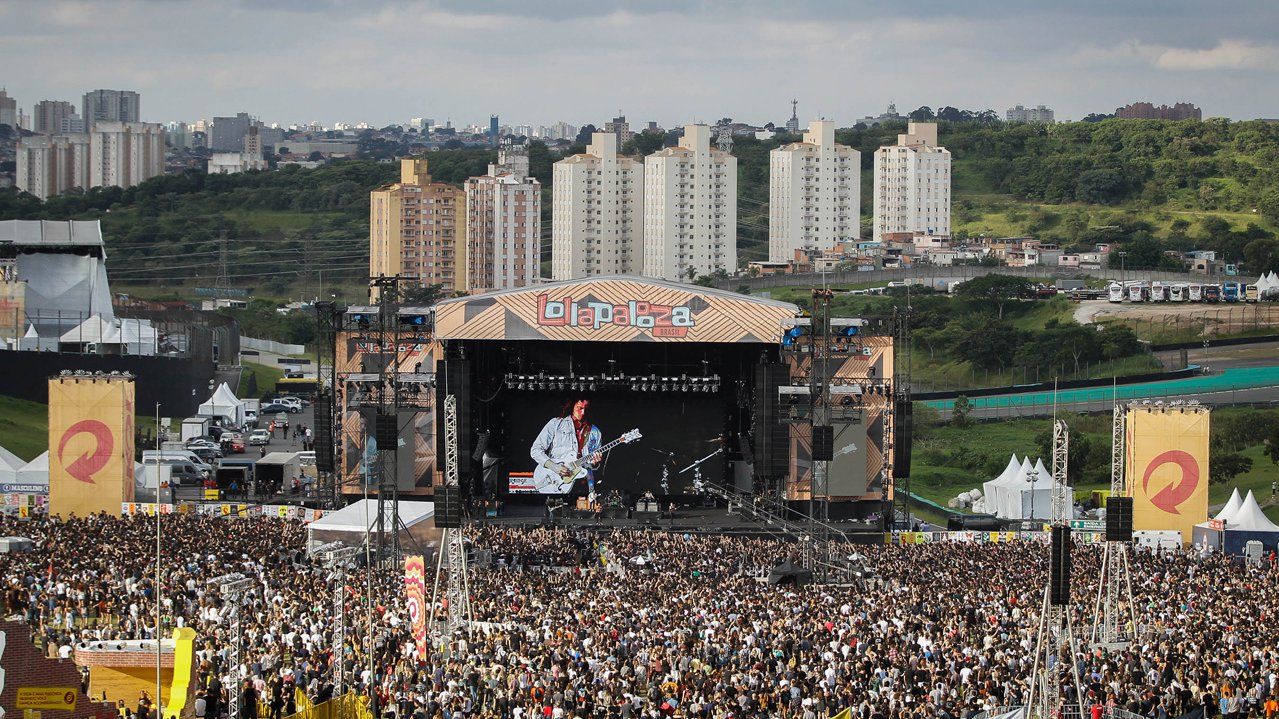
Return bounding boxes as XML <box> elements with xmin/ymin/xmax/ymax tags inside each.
<box><xmin>1128</xmin><ymin>283</ymin><xmax>1147</xmax><ymax>302</ymax></box>
<box><xmin>1150</xmin><ymin>281</ymin><xmax>1167</xmax><ymax>302</ymax></box>
<box><xmin>1107</xmin><ymin>282</ymin><xmax>1125</xmax><ymax>302</ymax></box>
<box><xmin>1188</xmin><ymin>283</ymin><xmax>1203</xmax><ymax>302</ymax></box>
<box><xmin>1169</xmin><ymin>284</ymin><xmax>1186</xmax><ymax>302</ymax></box>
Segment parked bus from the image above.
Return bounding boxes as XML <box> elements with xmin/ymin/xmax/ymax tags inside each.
<box><xmin>1169</xmin><ymin>284</ymin><xmax>1186</xmax><ymax>302</ymax></box>
<box><xmin>1128</xmin><ymin>283</ymin><xmax>1147</xmax><ymax>302</ymax></box>
<box><xmin>1245</xmin><ymin>284</ymin><xmax>1260</xmax><ymax>302</ymax></box>
<box><xmin>1223</xmin><ymin>282</ymin><xmax>1241</xmax><ymax>302</ymax></box>
<box><xmin>1188</xmin><ymin>284</ymin><xmax>1203</xmax><ymax>302</ymax></box>
<box><xmin>1150</xmin><ymin>281</ymin><xmax>1167</xmax><ymax>302</ymax></box>
<box><xmin>1107</xmin><ymin>282</ymin><xmax>1125</xmax><ymax>302</ymax></box>
<box><xmin>1203</xmin><ymin>284</ymin><xmax>1221</xmax><ymax>302</ymax></box>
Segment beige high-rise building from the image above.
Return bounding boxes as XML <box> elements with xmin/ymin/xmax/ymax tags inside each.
<box><xmin>642</xmin><ymin>125</ymin><xmax>737</xmax><ymax>282</ymax></box>
<box><xmin>370</xmin><ymin>158</ymin><xmax>467</xmax><ymax>298</ymax></box>
<box><xmin>89</xmin><ymin>122</ymin><xmax>165</xmax><ymax>190</ymax></box>
<box><xmin>16</xmin><ymin>134</ymin><xmax>90</xmax><ymax>200</ymax></box>
<box><xmin>551</xmin><ymin>133</ymin><xmax>644</xmax><ymax>280</ymax></box>
<box><xmin>33</xmin><ymin>100</ymin><xmax>76</xmax><ymax>134</ymax></box>
<box><xmin>769</xmin><ymin>120</ymin><xmax>860</xmax><ymax>262</ymax></box>
<box><xmin>872</xmin><ymin>122</ymin><xmax>951</xmax><ymax>242</ymax></box>
<box><xmin>464</xmin><ymin>140</ymin><xmax>542</xmax><ymax>292</ymax></box>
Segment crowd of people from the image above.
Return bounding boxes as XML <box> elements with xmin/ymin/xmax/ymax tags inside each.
<box><xmin>1</xmin><ymin>512</ymin><xmax>1277</xmax><ymax>719</ymax></box>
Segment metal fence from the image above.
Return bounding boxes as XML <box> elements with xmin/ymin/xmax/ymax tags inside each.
<box><xmin>721</xmin><ymin>265</ymin><xmax>1257</xmax><ymax>292</ymax></box>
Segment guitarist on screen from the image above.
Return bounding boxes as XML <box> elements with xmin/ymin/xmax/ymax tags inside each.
<box><xmin>530</xmin><ymin>399</ymin><xmax>603</xmax><ymax>495</ymax></box>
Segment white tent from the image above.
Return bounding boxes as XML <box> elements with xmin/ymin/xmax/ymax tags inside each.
<box><xmin>16</xmin><ymin>452</ymin><xmax>49</xmax><ymax>492</ymax></box>
<box><xmin>307</xmin><ymin>499</ymin><xmax>442</xmax><ymax>555</ymax></box>
<box><xmin>1213</xmin><ymin>488</ymin><xmax>1243</xmax><ymax>522</ymax></box>
<box><xmin>0</xmin><ymin>446</ymin><xmax>20</xmax><ymax>488</ymax></box>
<box><xmin>1258</xmin><ymin>272</ymin><xmax>1279</xmax><ymax>299</ymax></box>
<box><xmin>977</xmin><ymin>454</ymin><xmax>1020</xmax><ymax>515</ymax></box>
<box><xmin>1228</xmin><ymin>491</ymin><xmax>1279</xmax><ymax>532</ymax></box>
<box><xmin>0</xmin><ymin>446</ymin><xmax>24</xmax><ymax>471</ymax></box>
<box><xmin>199</xmin><ymin>383</ymin><xmax>245</xmax><ymax>427</ymax></box>
<box><xmin>1001</xmin><ymin>458</ymin><xmax>1055</xmax><ymax>521</ymax></box>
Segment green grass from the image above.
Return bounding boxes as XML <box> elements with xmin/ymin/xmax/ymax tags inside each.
<box><xmin>952</xmin><ymin>196</ymin><xmax>1277</xmax><ymax>240</ymax></box>
<box><xmin>0</xmin><ymin>396</ymin><xmax>50</xmax><ymax>461</ymax></box>
<box><xmin>910</xmin><ymin>353</ymin><xmax>1162</xmax><ymax>393</ymax></box>
<box><xmin>238</xmin><ymin>361</ymin><xmax>284</xmax><ymax>398</ymax></box>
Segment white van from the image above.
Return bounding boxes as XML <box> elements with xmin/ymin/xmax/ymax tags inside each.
<box><xmin>142</xmin><ymin>450</ymin><xmax>213</xmax><ymax>477</ymax></box>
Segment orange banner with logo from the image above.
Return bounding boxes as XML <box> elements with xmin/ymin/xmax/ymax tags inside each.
<box><xmin>48</xmin><ymin>375</ymin><xmax>135</xmax><ymax>517</ymax></box>
<box><xmin>1126</xmin><ymin>405</ymin><xmax>1209</xmax><ymax>544</ymax></box>
<box><xmin>404</xmin><ymin>554</ymin><xmax>427</xmax><ymax>659</ymax></box>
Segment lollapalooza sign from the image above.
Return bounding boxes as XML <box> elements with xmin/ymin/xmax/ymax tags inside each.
<box><xmin>536</xmin><ymin>294</ymin><xmax>695</xmax><ymax>337</ymax></box>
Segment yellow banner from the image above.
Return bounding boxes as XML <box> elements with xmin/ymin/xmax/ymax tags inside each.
<box><xmin>404</xmin><ymin>555</ymin><xmax>427</xmax><ymax>660</ymax></box>
<box><xmin>48</xmin><ymin>376</ymin><xmax>135</xmax><ymax>517</ymax></box>
<box><xmin>17</xmin><ymin>687</ymin><xmax>77</xmax><ymax>710</ymax></box>
<box><xmin>1126</xmin><ymin>406</ymin><xmax>1210</xmax><ymax>544</ymax></box>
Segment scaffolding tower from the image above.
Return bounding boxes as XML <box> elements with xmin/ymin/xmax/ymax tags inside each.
<box><xmin>208</xmin><ymin>573</ymin><xmax>255</xmax><ymax>719</ymax></box>
<box><xmin>428</xmin><ymin>395</ymin><xmax>473</xmax><ymax>642</ymax></box>
<box><xmin>1050</xmin><ymin>419</ymin><xmax>1071</xmax><ymax>525</ymax></box>
<box><xmin>1091</xmin><ymin>403</ymin><xmax>1138</xmax><ymax>647</ymax></box>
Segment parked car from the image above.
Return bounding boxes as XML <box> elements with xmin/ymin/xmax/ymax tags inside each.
<box><xmin>191</xmin><ymin>446</ymin><xmax>222</xmax><ymax>463</ymax></box>
<box><xmin>186</xmin><ymin>439</ymin><xmax>219</xmax><ymax>452</ymax></box>
<box><xmin>221</xmin><ymin>433</ymin><xmax>246</xmax><ymax>454</ymax></box>
<box><xmin>249</xmin><ymin>429</ymin><xmax>271</xmax><ymax>446</ymax></box>
<box><xmin>261</xmin><ymin>403</ymin><xmax>291</xmax><ymax>414</ymax></box>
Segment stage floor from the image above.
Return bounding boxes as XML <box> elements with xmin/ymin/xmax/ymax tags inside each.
<box><xmin>476</xmin><ymin>503</ymin><xmax>886</xmax><ymax>542</ymax></box>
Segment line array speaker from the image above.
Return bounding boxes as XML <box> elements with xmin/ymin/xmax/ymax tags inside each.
<box><xmin>812</xmin><ymin>425</ymin><xmax>834</xmax><ymax>462</ymax></box>
<box><xmin>435</xmin><ymin>485</ymin><xmax>462</xmax><ymax>528</ymax></box>
<box><xmin>436</xmin><ymin>359</ymin><xmax>472</xmax><ymax>479</ymax></box>
<box><xmin>752</xmin><ymin>364</ymin><xmax>790</xmax><ymax>477</ymax></box>
<box><xmin>1106</xmin><ymin>496</ymin><xmax>1134</xmax><ymax>542</ymax></box>
<box><xmin>1050</xmin><ymin>525</ymin><xmax>1072</xmax><ymax>606</ymax></box>
<box><xmin>893</xmin><ymin>400</ymin><xmax>913</xmax><ymax>479</ymax></box>
<box><xmin>375</xmin><ymin>412</ymin><xmax>398</xmax><ymax>448</ymax></box>
<box><xmin>313</xmin><ymin>394</ymin><xmax>335</xmax><ymax>472</ymax></box>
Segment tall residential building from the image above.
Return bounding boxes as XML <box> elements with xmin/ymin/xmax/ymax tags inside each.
<box><xmin>33</xmin><ymin>100</ymin><xmax>76</xmax><ymax>134</ymax></box>
<box><xmin>208</xmin><ymin>113</ymin><xmax>255</xmax><ymax>151</ymax></box>
<box><xmin>16</xmin><ymin>134</ymin><xmax>90</xmax><ymax>200</ymax></box>
<box><xmin>551</xmin><ymin>132</ymin><xmax>644</xmax><ymax>280</ymax></box>
<box><xmin>1006</xmin><ymin>105</ymin><xmax>1055</xmax><ymax>123</ymax></box>
<box><xmin>369</xmin><ymin>158</ymin><xmax>467</xmax><ymax>297</ymax></box>
<box><xmin>872</xmin><ymin>122</ymin><xmax>951</xmax><ymax>242</ymax></box>
<box><xmin>82</xmin><ymin>89</ymin><xmax>141</xmax><ymax>123</ymax></box>
<box><xmin>464</xmin><ymin>139</ymin><xmax>542</xmax><ymax>291</ymax></box>
<box><xmin>642</xmin><ymin>125</ymin><xmax>737</xmax><ymax>282</ymax></box>
<box><xmin>768</xmin><ymin>120</ymin><xmax>860</xmax><ymax>262</ymax></box>
<box><xmin>605</xmin><ymin>115</ymin><xmax>634</xmax><ymax>146</ymax></box>
<box><xmin>89</xmin><ymin>122</ymin><xmax>165</xmax><ymax>190</ymax></box>
<box><xmin>1115</xmin><ymin>101</ymin><xmax>1201</xmax><ymax>120</ymax></box>
<box><xmin>489</xmin><ymin>115</ymin><xmax>499</xmax><ymax>144</ymax></box>
<box><xmin>60</xmin><ymin>113</ymin><xmax>87</xmax><ymax>134</ymax></box>
<box><xmin>0</xmin><ymin>89</ymin><xmax>16</xmax><ymax>128</ymax></box>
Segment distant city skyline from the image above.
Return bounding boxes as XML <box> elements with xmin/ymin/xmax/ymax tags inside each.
<box><xmin>2</xmin><ymin>0</ymin><xmax>1277</xmax><ymax>128</ymax></box>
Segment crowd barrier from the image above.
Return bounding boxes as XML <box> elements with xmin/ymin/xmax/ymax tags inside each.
<box><xmin>886</xmin><ymin>530</ymin><xmax>1106</xmax><ymax>545</ymax></box>
<box><xmin>120</xmin><ymin>502</ymin><xmax>331</xmax><ymax>521</ymax></box>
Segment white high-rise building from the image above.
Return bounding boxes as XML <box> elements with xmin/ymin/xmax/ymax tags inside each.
<box><xmin>82</xmin><ymin>89</ymin><xmax>141</xmax><ymax>123</ymax></box>
<box><xmin>551</xmin><ymin>132</ymin><xmax>644</xmax><ymax>280</ymax></box>
<box><xmin>90</xmin><ymin>122</ymin><xmax>165</xmax><ymax>190</ymax></box>
<box><xmin>872</xmin><ymin>122</ymin><xmax>951</xmax><ymax>242</ymax></box>
<box><xmin>642</xmin><ymin>125</ymin><xmax>737</xmax><ymax>282</ymax></box>
<box><xmin>465</xmin><ymin>139</ymin><xmax>542</xmax><ymax>291</ymax></box>
<box><xmin>17</xmin><ymin>134</ymin><xmax>90</xmax><ymax>200</ymax></box>
<box><xmin>1006</xmin><ymin>104</ymin><xmax>1055</xmax><ymax>123</ymax></box>
<box><xmin>768</xmin><ymin>120</ymin><xmax>860</xmax><ymax>262</ymax></box>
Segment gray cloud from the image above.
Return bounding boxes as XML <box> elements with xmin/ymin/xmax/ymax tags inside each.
<box><xmin>1</xmin><ymin>0</ymin><xmax>1276</xmax><ymax>128</ymax></box>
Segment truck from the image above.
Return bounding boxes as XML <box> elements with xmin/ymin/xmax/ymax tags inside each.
<box><xmin>181</xmin><ymin>416</ymin><xmax>211</xmax><ymax>442</ymax></box>
<box><xmin>255</xmin><ymin>452</ymin><xmax>301</xmax><ymax>496</ymax></box>
<box><xmin>1223</xmin><ymin>281</ymin><xmax>1241</xmax><ymax>302</ymax></box>
<box><xmin>215</xmin><ymin>463</ymin><xmax>252</xmax><ymax>497</ymax></box>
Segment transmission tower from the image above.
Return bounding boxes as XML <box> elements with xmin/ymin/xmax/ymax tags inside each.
<box><xmin>716</xmin><ymin>124</ymin><xmax>734</xmax><ymax>153</ymax></box>
<box><xmin>428</xmin><ymin>395</ymin><xmax>473</xmax><ymax>644</ymax></box>
<box><xmin>1090</xmin><ymin>403</ymin><xmax>1137</xmax><ymax>647</ymax></box>
<box><xmin>216</xmin><ymin>230</ymin><xmax>230</xmax><ymax>295</ymax></box>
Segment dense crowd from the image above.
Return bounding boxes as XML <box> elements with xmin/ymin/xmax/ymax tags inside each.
<box><xmin>1</xmin><ymin>513</ymin><xmax>1277</xmax><ymax>719</ymax></box>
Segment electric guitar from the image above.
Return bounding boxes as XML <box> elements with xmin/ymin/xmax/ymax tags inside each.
<box><xmin>532</xmin><ymin>429</ymin><xmax>642</xmax><ymax>494</ymax></box>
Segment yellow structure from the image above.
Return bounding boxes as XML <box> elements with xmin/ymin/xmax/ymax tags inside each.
<box><xmin>163</xmin><ymin>627</ymin><xmax>196</xmax><ymax>719</ymax></box>
<box><xmin>1126</xmin><ymin>404</ymin><xmax>1210</xmax><ymax>544</ymax></box>
<box><xmin>370</xmin><ymin>158</ymin><xmax>467</xmax><ymax>298</ymax></box>
<box><xmin>48</xmin><ymin>372</ymin><xmax>135</xmax><ymax>517</ymax></box>
<box><xmin>74</xmin><ymin>632</ymin><xmax>191</xmax><ymax>710</ymax></box>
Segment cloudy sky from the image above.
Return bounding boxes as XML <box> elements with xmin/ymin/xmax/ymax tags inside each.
<box><xmin>2</xmin><ymin>0</ymin><xmax>1277</xmax><ymax>129</ymax></box>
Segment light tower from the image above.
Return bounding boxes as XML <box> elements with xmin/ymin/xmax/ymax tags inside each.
<box><xmin>1024</xmin><ymin>525</ymin><xmax>1086</xmax><ymax>719</ymax></box>
<box><xmin>313</xmin><ymin>542</ymin><xmax>360</xmax><ymax>695</ymax></box>
<box><xmin>207</xmin><ymin>573</ymin><xmax>255</xmax><ymax>719</ymax></box>
<box><xmin>428</xmin><ymin>395</ymin><xmax>473</xmax><ymax>645</ymax></box>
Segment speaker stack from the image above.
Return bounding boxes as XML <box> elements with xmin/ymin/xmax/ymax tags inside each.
<box><xmin>812</xmin><ymin>425</ymin><xmax>834</xmax><ymax>462</ymax></box>
<box><xmin>313</xmin><ymin>395</ymin><xmax>335</xmax><ymax>472</ymax></box>
<box><xmin>375</xmin><ymin>413</ymin><xmax>398</xmax><ymax>447</ymax></box>
<box><xmin>1050</xmin><ymin>525</ymin><xmax>1072</xmax><ymax>606</ymax></box>
<box><xmin>752</xmin><ymin>364</ymin><xmax>790</xmax><ymax>476</ymax></box>
<box><xmin>1106</xmin><ymin>496</ymin><xmax>1134</xmax><ymax>542</ymax></box>
<box><xmin>893</xmin><ymin>400</ymin><xmax>913</xmax><ymax>479</ymax></box>
<box><xmin>435</xmin><ymin>485</ymin><xmax>462</xmax><ymax>528</ymax></box>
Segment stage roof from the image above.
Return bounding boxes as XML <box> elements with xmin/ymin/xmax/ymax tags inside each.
<box><xmin>0</xmin><ymin>220</ymin><xmax>106</xmax><ymax>254</ymax></box>
<box><xmin>434</xmin><ymin>276</ymin><xmax>799</xmax><ymax>344</ymax></box>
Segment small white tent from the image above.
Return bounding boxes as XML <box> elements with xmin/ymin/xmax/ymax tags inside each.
<box><xmin>199</xmin><ymin>383</ymin><xmax>245</xmax><ymax>427</ymax></box>
<box><xmin>977</xmin><ymin>454</ymin><xmax>1020</xmax><ymax>515</ymax></box>
<box><xmin>1003</xmin><ymin>458</ymin><xmax>1056</xmax><ymax>521</ymax></box>
<box><xmin>1213</xmin><ymin>488</ymin><xmax>1243</xmax><ymax>522</ymax></box>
